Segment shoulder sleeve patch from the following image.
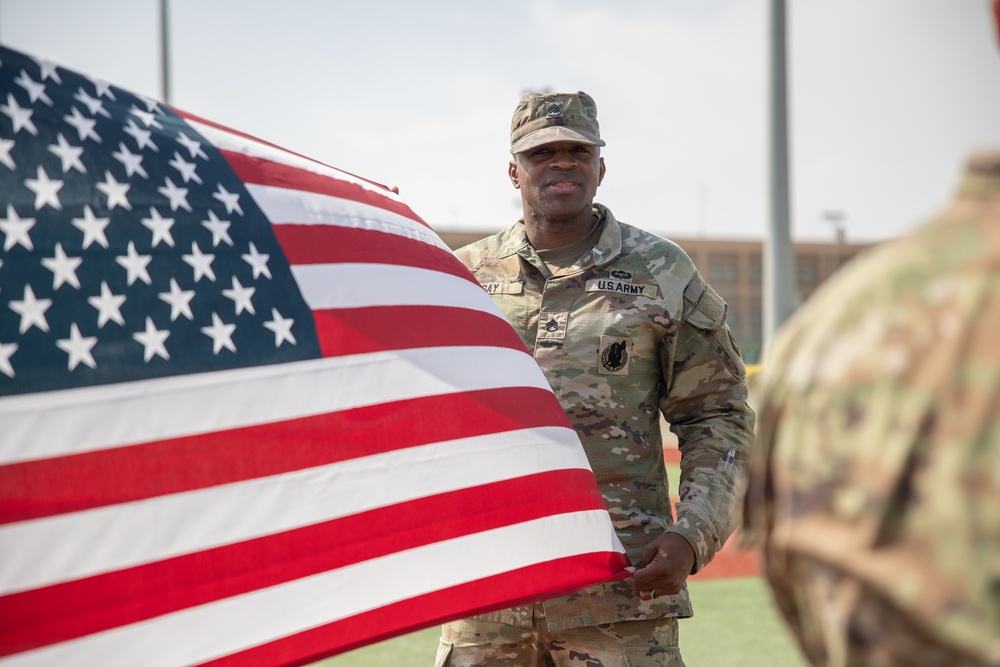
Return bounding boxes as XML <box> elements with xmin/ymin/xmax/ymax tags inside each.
<box><xmin>686</xmin><ymin>284</ymin><xmax>727</xmax><ymax>331</ymax></box>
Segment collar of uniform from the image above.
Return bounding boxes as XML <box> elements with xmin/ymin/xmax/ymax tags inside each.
<box><xmin>500</xmin><ymin>204</ymin><xmax>623</xmax><ymax>267</ymax></box>
<box><xmin>584</xmin><ymin>203</ymin><xmax>623</xmax><ymax>269</ymax></box>
<box><xmin>496</xmin><ymin>221</ymin><xmax>532</xmax><ymax>259</ymax></box>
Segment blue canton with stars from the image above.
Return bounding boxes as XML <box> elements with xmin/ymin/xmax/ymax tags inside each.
<box><xmin>0</xmin><ymin>46</ymin><xmax>321</xmax><ymax>396</ymax></box>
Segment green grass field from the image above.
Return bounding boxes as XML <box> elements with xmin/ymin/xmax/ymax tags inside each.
<box><xmin>315</xmin><ymin>576</ymin><xmax>808</xmax><ymax>666</ymax></box>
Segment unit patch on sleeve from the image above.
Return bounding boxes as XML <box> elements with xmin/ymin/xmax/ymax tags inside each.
<box><xmin>598</xmin><ymin>335</ymin><xmax>631</xmax><ymax>375</ymax></box>
<box><xmin>585</xmin><ymin>278</ymin><xmax>658</xmax><ymax>298</ymax></box>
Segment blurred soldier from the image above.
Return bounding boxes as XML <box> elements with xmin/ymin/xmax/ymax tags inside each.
<box><xmin>434</xmin><ymin>91</ymin><xmax>755</xmax><ymax>666</ymax></box>
<box><xmin>745</xmin><ymin>149</ymin><xmax>1000</xmax><ymax>666</ymax></box>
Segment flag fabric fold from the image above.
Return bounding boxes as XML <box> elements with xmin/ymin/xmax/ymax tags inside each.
<box><xmin>0</xmin><ymin>45</ymin><xmax>628</xmax><ymax>666</ymax></box>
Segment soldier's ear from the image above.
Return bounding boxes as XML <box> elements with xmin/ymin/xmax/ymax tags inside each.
<box><xmin>509</xmin><ymin>160</ymin><xmax>520</xmax><ymax>189</ymax></box>
<box><xmin>598</xmin><ymin>157</ymin><xmax>606</xmax><ymax>186</ymax></box>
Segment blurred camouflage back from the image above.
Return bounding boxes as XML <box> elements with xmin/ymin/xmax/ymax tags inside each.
<box><xmin>745</xmin><ymin>150</ymin><xmax>1000</xmax><ymax>666</ymax></box>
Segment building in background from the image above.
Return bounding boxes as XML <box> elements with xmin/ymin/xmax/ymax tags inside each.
<box><xmin>438</xmin><ymin>232</ymin><xmax>873</xmax><ymax>363</ymax></box>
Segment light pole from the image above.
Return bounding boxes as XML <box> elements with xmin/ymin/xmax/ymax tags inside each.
<box><xmin>823</xmin><ymin>210</ymin><xmax>846</xmax><ymax>271</ymax></box>
<box><xmin>764</xmin><ymin>0</ymin><xmax>795</xmax><ymax>353</ymax></box>
<box><xmin>160</xmin><ymin>0</ymin><xmax>172</xmax><ymax>104</ymax></box>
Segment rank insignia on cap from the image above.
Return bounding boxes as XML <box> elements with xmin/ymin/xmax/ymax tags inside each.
<box><xmin>546</xmin><ymin>103</ymin><xmax>562</xmax><ymax>117</ymax></box>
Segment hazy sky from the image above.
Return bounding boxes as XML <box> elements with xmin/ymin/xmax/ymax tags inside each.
<box><xmin>3</xmin><ymin>0</ymin><xmax>999</xmax><ymax>243</ymax></box>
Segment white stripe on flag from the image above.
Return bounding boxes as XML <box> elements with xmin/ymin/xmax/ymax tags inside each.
<box><xmin>0</xmin><ymin>346</ymin><xmax>551</xmax><ymax>465</ymax></box>
<box><xmin>0</xmin><ymin>426</ymin><xmax>585</xmax><ymax>595</ymax></box>
<box><xmin>0</xmin><ymin>510</ymin><xmax>618</xmax><ymax>667</ymax></box>
<box><xmin>290</xmin><ymin>263</ymin><xmax>504</xmax><ymax>314</ymax></box>
<box><xmin>246</xmin><ymin>182</ymin><xmax>448</xmax><ymax>249</ymax></box>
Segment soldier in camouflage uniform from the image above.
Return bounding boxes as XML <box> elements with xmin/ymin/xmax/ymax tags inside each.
<box><xmin>435</xmin><ymin>91</ymin><xmax>755</xmax><ymax>666</ymax></box>
<box><xmin>744</xmin><ymin>150</ymin><xmax>1000</xmax><ymax>666</ymax></box>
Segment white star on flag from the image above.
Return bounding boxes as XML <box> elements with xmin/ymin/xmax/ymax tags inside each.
<box><xmin>93</xmin><ymin>79</ymin><xmax>116</xmax><ymax>99</ymax></box>
<box><xmin>201</xmin><ymin>312</ymin><xmax>237</xmax><ymax>354</ymax></box>
<box><xmin>87</xmin><ymin>281</ymin><xmax>127</xmax><ymax>327</ymax></box>
<box><xmin>25</xmin><ymin>165</ymin><xmax>64</xmax><ymax>210</ymax></box>
<box><xmin>141</xmin><ymin>208</ymin><xmax>176</xmax><ymax>247</ymax></box>
<box><xmin>115</xmin><ymin>241</ymin><xmax>152</xmax><ymax>286</ymax></box>
<box><xmin>264</xmin><ymin>308</ymin><xmax>296</xmax><ymax>347</ymax></box>
<box><xmin>96</xmin><ymin>171</ymin><xmax>132</xmax><ymax>210</ymax></box>
<box><xmin>176</xmin><ymin>131</ymin><xmax>207</xmax><ymax>159</ymax></box>
<box><xmin>72</xmin><ymin>205</ymin><xmax>110</xmax><ymax>248</ymax></box>
<box><xmin>241</xmin><ymin>242</ymin><xmax>271</xmax><ymax>279</ymax></box>
<box><xmin>14</xmin><ymin>70</ymin><xmax>53</xmax><ymax>106</ymax></box>
<box><xmin>1</xmin><ymin>93</ymin><xmax>38</xmax><ymax>135</ymax></box>
<box><xmin>112</xmin><ymin>142</ymin><xmax>148</xmax><ymax>179</ymax></box>
<box><xmin>0</xmin><ymin>340</ymin><xmax>17</xmax><ymax>378</ymax></box>
<box><xmin>130</xmin><ymin>105</ymin><xmax>163</xmax><ymax>129</ymax></box>
<box><xmin>168</xmin><ymin>151</ymin><xmax>202</xmax><ymax>184</ymax></box>
<box><xmin>182</xmin><ymin>242</ymin><xmax>216</xmax><ymax>282</ymax></box>
<box><xmin>0</xmin><ymin>137</ymin><xmax>15</xmax><ymax>170</ymax></box>
<box><xmin>0</xmin><ymin>205</ymin><xmax>35</xmax><ymax>250</ymax></box>
<box><xmin>56</xmin><ymin>323</ymin><xmax>98</xmax><ymax>371</ymax></box>
<box><xmin>123</xmin><ymin>118</ymin><xmax>158</xmax><ymax>151</ymax></box>
<box><xmin>9</xmin><ymin>284</ymin><xmax>52</xmax><ymax>333</ymax></box>
<box><xmin>37</xmin><ymin>58</ymin><xmax>63</xmax><ymax>83</ymax></box>
<box><xmin>158</xmin><ymin>278</ymin><xmax>195</xmax><ymax>321</ymax></box>
<box><xmin>48</xmin><ymin>133</ymin><xmax>87</xmax><ymax>173</ymax></box>
<box><xmin>222</xmin><ymin>276</ymin><xmax>255</xmax><ymax>315</ymax></box>
<box><xmin>132</xmin><ymin>317</ymin><xmax>171</xmax><ymax>361</ymax></box>
<box><xmin>74</xmin><ymin>87</ymin><xmax>111</xmax><ymax>118</ymax></box>
<box><xmin>64</xmin><ymin>106</ymin><xmax>101</xmax><ymax>143</ymax></box>
<box><xmin>212</xmin><ymin>183</ymin><xmax>242</xmax><ymax>215</ymax></box>
<box><xmin>201</xmin><ymin>210</ymin><xmax>232</xmax><ymax>246</ymax></box>
<box><xmin>158</xmin><ymin>177</ymin><xmax>191</xmax><ymax>212</ymax></box>
<box><xmin>41</xmin><ymin>243</ymin><xmax>83</xmax><ymax>289</ymax></box>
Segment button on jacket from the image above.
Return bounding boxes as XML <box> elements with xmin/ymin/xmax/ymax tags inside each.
<box><xmin>456</xmin><ymin>204</ymin><xmax>756</xmax><ymax>630</ymax></box>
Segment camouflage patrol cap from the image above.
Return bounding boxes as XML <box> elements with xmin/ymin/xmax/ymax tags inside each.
<box><xmin>509</xmin><ymin>91</ymin><xmax>606</xmax><ymax>154</ymax></box>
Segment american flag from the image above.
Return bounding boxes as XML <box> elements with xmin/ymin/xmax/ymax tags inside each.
<box><xmin>0</xmin><ymin>45</ymin><xmax>628</xmax><ymax>666</ymax></box>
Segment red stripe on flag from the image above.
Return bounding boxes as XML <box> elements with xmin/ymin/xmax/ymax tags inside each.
<box><xmin>215</xmin><ymin>146</ymin><xmax>426</xmax><ymax>226</ymax></box>
<box><xmin>311</xmin><ymin>305</ymin><xmax>525</xmax><ymax>358</ymax></box>
<box><xmin>0</xmin><ymin>386</ymin><xmax>564</xmax><ymax>524</ymax></box>
<box><xmin>0</xmin><ymin>469</ymin><xmax>605</xmax><ymax>656</ymax></box>
<box><xmin>272</xmin><ymin>224</ymin><xmax>475</xmax><ymax>281</ymax></box>
<box><xmin>204</xmin><ymin>551</ymin><xmax>632</xmax><ymax>667</ymax></box>
<box><xmin>173</xmin><ymin>108</ymin><xmax>418</xmax><ymax>220</ymax></box>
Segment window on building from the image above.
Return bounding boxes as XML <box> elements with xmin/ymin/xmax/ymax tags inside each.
<box><xmin>796</xmin><ymin>255</ymin><xmax>819</xmax><ymax>285</ymax></box>
<box><xmin>749</xmin><ymin>298</ymin><xmax>763</xmax><ymax>334</ymax></box>
<box><xmin>708</xmin><ymin>253</ymin><xmax>738</xmax><ymax>283</ymax></box>
<box><xmin>749</xmin><ymin>254</ymin><xmax>762</xmax><ymax>284</ymax></box>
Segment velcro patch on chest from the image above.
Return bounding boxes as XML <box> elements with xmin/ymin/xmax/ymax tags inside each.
<box><xmin>538</xmin><ymin>312</ymin><xmax>568</xmax><ymax>340</ymax></box>
<box><xmin>585</xmin><ymin>278</ymin><xmax>658</xmax><ymax>298</ymax></box>
<box><xmin>598</xmin><ymin>335</ymin><xmax>632</xmax><ymax>375</ymax></box>
<box><xmin>480</xmin><ymin>281</ymin><xmax>524</xmax><ymax>295</ymax></box>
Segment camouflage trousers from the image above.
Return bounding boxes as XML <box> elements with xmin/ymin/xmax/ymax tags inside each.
<box><xmin>434</xmin><ymin>604</ymin><xmax>683</xmax><ymax>667</ymax></box>
<box><xmin>770</xmin><ymin>554</ymin><xmax>995</xmax><ymax>667</ymax></box>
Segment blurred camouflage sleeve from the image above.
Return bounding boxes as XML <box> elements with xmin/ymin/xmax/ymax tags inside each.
<box><xmin>660</xmin><ymin>275</ymin><xmax>755</xmax><ymax>572</ymax></box>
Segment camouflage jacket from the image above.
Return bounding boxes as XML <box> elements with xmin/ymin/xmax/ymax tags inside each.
<box><xmin>456</xmin><ymin>204</ymin><xmax>755</xmax><ymax>630</ymax></box>
<box><xmin>744</xmin><ymin>151</ymin><xmax>1000</xmax><ymax>663</ymax></box>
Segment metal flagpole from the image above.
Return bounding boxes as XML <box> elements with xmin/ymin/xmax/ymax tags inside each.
<box><xmin>160</xmin><ymin>0</ymin><xmax>172</xmax><ymax>104</ymax></box>
<box><xmin>764</xmin><ymin>0</ymin><xmax>795</xmax><ymax>354</ymax></box>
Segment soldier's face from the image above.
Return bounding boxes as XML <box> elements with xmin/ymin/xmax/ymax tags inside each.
<box><xmin>509</xmin><ymin>141</ymin><xmax>606</xmax><ymax>224</ymax></box>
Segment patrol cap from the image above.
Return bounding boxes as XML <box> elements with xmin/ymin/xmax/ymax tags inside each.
<box><xmin>509</xmin><ymin>91</ymin><xmax>606</xmax><ymax>154</ymax></box>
